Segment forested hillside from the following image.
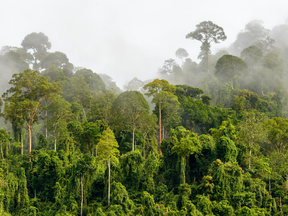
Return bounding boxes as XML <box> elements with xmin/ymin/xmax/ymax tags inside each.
<box><xmin>1</xmin><ymin>20</ymin><xmax>288</xmax><ymax>215</ymax></box>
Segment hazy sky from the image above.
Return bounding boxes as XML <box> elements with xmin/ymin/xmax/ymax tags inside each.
<box><xmin>1</xmin><ymin>0</ymin><xmax>287</xmax><ymax>88</ymax></box>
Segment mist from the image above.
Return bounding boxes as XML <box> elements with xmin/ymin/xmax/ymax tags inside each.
<box><xmin>1</xmin><ymin>0</ymin><xmax>288</xmax><ymax>89</ymax></box>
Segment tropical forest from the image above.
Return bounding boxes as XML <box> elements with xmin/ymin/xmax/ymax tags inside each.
<box><xmin>1</xmin><ymin>20</ymin><xmax>288</xmax><ymax>215</ymax></box>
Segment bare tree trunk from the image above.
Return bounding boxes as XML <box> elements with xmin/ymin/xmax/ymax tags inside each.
<box><xmin>83</xmin><ymin>108</ymin><xmax>86</xmax><ymax>121</ymax></box>
<box><xmin>0</xmin><ymin>141</ymin><xmax>3</xmax><ymax>159</ymax></box>
<box><xmin>206</xmin><ymin>47</ymin><xmax>209</xmax><ymax>72</ymax></box>
<box><xmin>159</xmin><ymin>102</ymin><xmax>162</xmax><ymax>154</ymax></box>
<box><xmin>92</xmin><ymin>143</ymin><xmax>94</xmax><ymax>156</ymax></box>
<box><xmin>132</xmin><ymin>128</ymin><xmax>135</xmax><ymax>151</ymax></box>
<box><xmin>34</xmin><ymin>189</ymin><xmax>36</xmax><ymax>198</ymax></box>
<box><xmin>54</xmin><ymin>137</ymin><xmax>57</xmax><ymax>152</ymax></box>
<box><xmin>81</xmin><ymin>174</ymin><xmax>83</xmax><ymax>216</ymax></box>
<box><xmin>269</xmin><ymin>175</ymin><xmax>271</xmax><ymax>195</ymax></box>
<box><xmin>261</xmin><ymin>78</ymin><xmax>264</xmax><ymax>96</ymax></box>
<box><xmin>143</xmin><ymin>135</ymin><xmax>145</xmax><ymax>158</ymax></box>
<box><xmin>108</xmin><ymin>157</ymin><xmax>111</xmax><ymax>205</ymax></box>
<box><xmin>45</xmin><ymin>110</ymin><xmax>48</xmax><ymax>138</ymax></box>
<box><xmin>182</xmin><ymin>157</ymin><xmax>185</xmax><ymax>184</ymax></box>
<box><xmin>21</xmin><ymin>131</ymin><xmax>23</xmax><ymax>155</ymax></box>
<box><xmin>231</xmin><ymin>76</ymin><xmax>234</xmax><ymax>89</ymax></box>
<box><xmin>96</xmin><ymin>145</ymin><xmax>98</xmax><ymax>157</ymax></box>
<box><xmin>163</xmin><ymin>126</ymin><xmax>164</xmax><ymax>140</ymax></box>
<box><xmin>28</xmin><ymin>125</ymin><xmax>32</xmax><ymax>162</ymax></box>
<box><xmin>249</xmin><ymin>149</ymin><xmax>251</xmax><ymax>169</ymax></box>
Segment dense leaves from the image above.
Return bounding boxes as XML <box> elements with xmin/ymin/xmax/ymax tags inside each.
<box><xmin>2</xmin><ymin>24</ymin><xmax>288</xmax><ymax>215</ymax></box>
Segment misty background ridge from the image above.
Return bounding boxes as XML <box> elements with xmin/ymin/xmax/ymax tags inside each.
<box><xmin>1</xmin><ymin>18</ymin><xmax>288</xmax><ymax>94</ymax></box>
<box><xmin>1</xmin><ymin>0</ymin><xmax>288</xmax><ymax>89</ymax></box>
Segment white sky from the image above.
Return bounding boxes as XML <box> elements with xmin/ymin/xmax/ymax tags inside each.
<box><xmin>0</xmin><ymin>0</ymin><xmax>287</xmax><ymax>88</ymax></box>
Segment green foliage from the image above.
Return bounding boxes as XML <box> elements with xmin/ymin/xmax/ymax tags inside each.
<box><xmin>171</xmin><ymin>126</ymin><xmax>201</xmax><ymax>184</ymax></box>
<box><xmin>2</xmin><ymin>28</ymin><xmax>288</xmax><ymax>215</ymax></box>
<box><xmin>97</xmin><ymin>128</ymin><xmax>119</xmax><ymax>163</ymax></box>
<box><xmin>120</xmin><ymin>151</ymin><xmax>143</xmax><ymax>190</ymax></box>
<box><xmin>264</xmin><ymin>117</ymin><xmax>288</xmax><ymax>153</ymax></box>
<box><xmin>211</xmin><ymin>121</ymin><xmax>238</xmax><ymax>163</ymax></box>
<box><xmin>215</xmin><ymin>54</ymin><xmax>248</xmax><ymax>89</ymax></box>
<box><xmin>110</xmin><ymin>182</ymin><xmax>134</xmax><ymax>214</ymax></box>
<box><xmin>112</xmin><ymin>90</ymin><xmax>149</xmax><ymax>151</ymax></box>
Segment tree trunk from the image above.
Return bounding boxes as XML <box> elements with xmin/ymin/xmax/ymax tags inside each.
<box><xmin>81</xmin><ymin>174</ymin><xmax>83</xmax><ymax>216</ymax></box>
<box><xmin>231</xmin><ymin>76</ymin><xmax>234</xmax><ymax>89</ymax></box>
<box><xmin>206</xmin><ymin>47</ymin><xmax>209</xmax><ymax>72</ymax></box>
<box><xmin>181</xmin><ymin>156</ymin><xmax>185</xmax><ymax>184</ymax></box>
<box><xmin>45</xmin><ymin>110</ymin><xmax>48</xmax><ymax>138</ymax></box>
<box><xmin>269</xmin><ymin>175</ymin><xmax>271</xmax><ymax>195</ymax></box>
<box><xmin>83</xmin><ymin>108</ymin><xmax>86</xmax><ymax>121</ymax></box>
<box><xmin>132</xmin><ymin>128</ymin><xmax>135</xmax><ymax>151</ymax></box>
<box><xmin>163</xmin><ymin>126</ymin><xmax>164</xmax><ymax>140</ymax></box>
<box><xmin>21</xmin><ymin>131</ymin><xmax>23</xmax><ymax>155</ymax></box>
<box><xmin>96</xmin><ymin>145</ymin><xmax>98</xmax><ymax>157</ymax></box>
<box><xmin>261</xmin><ymin>78</ymin><xmax>264</xmax><ymax>96</ymax></box>
<box><xmin>143</xmin><ymin>134</ymin><xmax>145</xmax><ymax>158</ymax></box>
<box><xmin>0</xmin><ymin>141</ymin><xmax>3</xmax><ymax>159</ymax></box>
<box><xmin>108</xmin><ymin>157</ymin><xmax>111</xmax><ymax>205</ymax></box>
<box><xmin>92</xmin><ymin>143</ymin><xmax>94</xmax><ymax>156</ymax></box>
<box><xmin>28</xmin><ymin>125</ymin><xmax>32</xmax><ymax>162</ymax></box>
<box><xmin>54</xmin><ymin>137</ymin><xmax>57</xmax><ymax>152</ymax></box>
<box><xmin>159</xmin><ymin>102</ymin><xmax>162</xmax><ymax>154</ymax></box>
<box><xmin>34</xmin><ymin>189</ymin><xmax>36</xmax><ymax>198</ymax></box>
<box><xmin>249</xmin><ymin>149</ymin><xmax>251</xmax><ymax>169</ymax></box>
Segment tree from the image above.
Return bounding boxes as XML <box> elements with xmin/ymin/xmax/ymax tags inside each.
<box><xmin>138</xmin><ymin>114</ymin><xmax>157</xmax><ymax>158</ymax></box>
<box><xmin>264</xmin><ymin>117</ymin><xmax>288</xmax><ymax>153</ymax></box>
<box><xmin>144</xmin><ymin>79</ymin><xmax>179</xmax><ymax>145</ymax></box>
<box><xmin>90</xmin><ymin>90</ymin><xmax>117</xmax><ymax>128</ymax></box>
<box><xmin>124</xmin><ymin>77</ymin><xmax>144</xmax><ymax>91</ymax></box>
<box><xmin>231</xmin><ymin>20</ymin><xmax>270</xmax><ymax>55</ymax></box>
<box><xmin>215</xmin><ymin>54</ymin><xmax>247</xmax><ymax>89</ymax></box>
<box><xmin>74</xmin><ymin>68</ymin><xmax>106</xmax><ymax>92</ymax></box>
<box><xmin>47</xmin><ymin>96</ymin><xmax>72</xmax><ymax>151</ymax></box>
<box><xmin>97</xmin><ymin>128</ymin><xmax>120</xmax><ymax>205</ymax></box>
<box><xmin>0</xmin><ymin>129</ymin><xmax>11</xmax><ymax>159</ymax></box>
<box><xmin>112</xmin><ymin>91</ymin><xmax>149</xmax><ymax>151</ymax></box>
<box><xmin>254</xmin><ymin>36</ymin><xmax>276</xmax><ymax>55</ymax></box>
<box><xmin>42</xmin><ymin>65</ymin><xmax>66</xmax><ymax>82</ymax></box>
<box><xmin>240</xmin><ymin>46</ymin><xmax>263</xmax><ymax>74</ymax></box>
<box><xmin>98</xmin><ymin>73</ymin><xmax>121</xmax><ymax>93</ymax></box>
<box><xmin>175</xmin><ymin>85</ymin><xmax>212</xmax><ymax>133</ymax></box>
<box><xmin>2</xmin><ymin>69</ymin><xmax>61</xmax><ymax>160</ymax></box>
<box><xmin>175</xmin><ymin>48</ymin><xmax>189</xmax><ymax>66</ymax></box>
<box><xmin>186</xmin><ymin>21</ymin><xmax>227</xmax><ymax>71</ymax></box>
<box><xmin>21</xmin><ymin>32</ymin><xmax>51</xmax><ymax>70</ymax></box>
<box><xmin>80</xmin><ymin>121</ymin><xmax>101</xmax><ymax>156</ymax></box>
<box><xmin>236</xmin><ymin>111</ymin><xmax>267</xmax><ymax>168</ymax></box>
<box><xmin>211</xmin><ymin>121</ymin><xmax>238</xmax><ymax>163</ymax></box>
<box><xmin>171</xmin><ymin>126</ymin><xmax>201</xmax><ymax>184</ymax></box>
<box><xmin>158</xmin><ymin>59</ymin><xmax>182</xmax><ymax>83</ymax></box>
<box><xmin>69</xmin><ymin>154</ymin><xmax>96</xmax><ymax>216</ymax></box>
<box><xmin>41</xmin><ymin>51</ymin><xmax>73</xmax><ymax>71</ymax></box>
<box><xmin>262</xmin><ymin>52</ymin><xmax>284</xmax><ymax>76</ymax></box>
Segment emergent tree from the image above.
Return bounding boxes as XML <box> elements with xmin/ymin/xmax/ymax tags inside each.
<box><xmin>2</xmin><ymin>69</ymin><xmax>61</xmax><ymax>160</ymax></box>
<box><xmin>186</xmin><ymin>21</ymin><xmax>227</xmax><ymax>71</ymax></box>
